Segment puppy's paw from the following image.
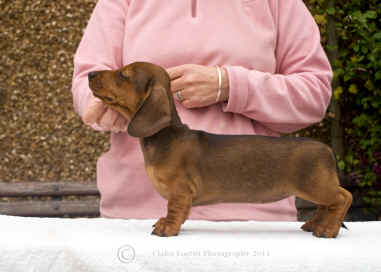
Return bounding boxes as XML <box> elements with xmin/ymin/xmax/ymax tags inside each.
<box><xmin>313</xmin><ymin>223</ymin><xmax>340</xmax><ymax>238</ymax></box>
<box><xmin>152</xmin><ymin>217</ymin><xmax>166</xmax><ymax>228</ymax></box>
<box><xmin>151</xmin><ymin>218</ymin><xmax>180</xmax><ymax>237</ymax></box>
<box><xmin>301</xmin><ymin>221</ymin><xmax>316</xmax><ymax>232</ymax></box>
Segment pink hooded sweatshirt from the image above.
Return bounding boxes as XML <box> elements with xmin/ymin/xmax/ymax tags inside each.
<box><xmin>72</xmin><ymin>0</ymin><xmax>332</xmax><ymax>221</ymax></box>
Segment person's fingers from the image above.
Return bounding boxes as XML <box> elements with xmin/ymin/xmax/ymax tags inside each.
<box><xmin>112</xmin><ymin>114</ymin><xmax>128</xmax><ymax>132</ymax></box>
<box><xmin>170</xmin><ymin>77</ymin><xmax>187</xmax><ymax>93</ymax></box>
<box><xmin>168</xmin><ymin>64</ymin><xmax>220</xmax><ymax>108</ymax></box>
<box><xmin>82</xmin><ymin>97</ymin><xmax>107</xmax><ymax>125</ymax></box>
<box><xmin>98</xmin><ymin>108</ymin><xmax>119</xmax><ymax>129</ymax></box>
<box><xmin>182</xmin><ymin>99</ymin><xmax>194</xmax><ymax>109</ymax></box>
<box><xmin>166</xmin><ymin>65</ymin><xmax>187</xmax><ymax>80</ymax></box>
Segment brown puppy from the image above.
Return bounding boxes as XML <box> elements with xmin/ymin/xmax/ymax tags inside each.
<box><xmin>88</xmin><ymin>62</ymin><xmax>352</xmax><ymax>238</ymax></box>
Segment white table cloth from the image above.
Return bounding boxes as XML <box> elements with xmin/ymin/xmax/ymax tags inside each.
<box><xmin>0</xmin><ymin>215</ymin><xmax>379</xmax><ymax>272</ymax></box>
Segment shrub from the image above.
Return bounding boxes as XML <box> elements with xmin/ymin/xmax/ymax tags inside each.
<box><xmin>306</xmin><ymin>0</ymin><xmax>381</xmax><ymax>214</ymax></box>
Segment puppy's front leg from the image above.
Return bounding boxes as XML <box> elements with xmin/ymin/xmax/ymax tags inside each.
<box><xmin>152</xmin><ymin>194</ymin><xmax>192</xmax><ymax>237</ymax></box>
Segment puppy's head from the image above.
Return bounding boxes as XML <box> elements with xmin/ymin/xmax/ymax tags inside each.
<box><xmin>88</xmin><ymin>62</ymin><xmax>172</xmax><ymax>137</ymax></box>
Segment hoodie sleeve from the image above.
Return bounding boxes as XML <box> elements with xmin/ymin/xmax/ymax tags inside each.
<box><xmin>222</xmin><ymin>0</ymin><xmax>332</xmax><ymax>134</ymax></box>
<box><xmin>71</xmin><ymin>0</ymin><xmax>129</xmax><ymax>121</ymax></box>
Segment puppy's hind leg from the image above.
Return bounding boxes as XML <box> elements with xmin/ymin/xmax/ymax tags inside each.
<box><xmin>296</xmin><ymin>174</ymin><xmax>352</xmax><ymax>238</ymax></box>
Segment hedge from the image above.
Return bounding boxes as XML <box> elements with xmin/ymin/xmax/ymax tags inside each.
<box><xmin>305</xmin><ymin>0</ymin><xmax>381</xmax><ymax>214</ymax></box>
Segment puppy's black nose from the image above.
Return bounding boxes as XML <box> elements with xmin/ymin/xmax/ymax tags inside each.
<box><xmin>88</xmin><ymin>72</ymin><xmax>97</xmax><ymax>81</ymax></box>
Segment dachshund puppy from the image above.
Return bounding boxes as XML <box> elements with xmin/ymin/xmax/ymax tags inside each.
<box><xmin>88</xmin><ymin>62</ymin><xmax>352</xmax><ymax>238</ymax></box>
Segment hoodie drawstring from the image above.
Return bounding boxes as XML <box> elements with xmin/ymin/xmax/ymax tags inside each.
<box><xmin>191</xmin><ymin>0</ymin><xmax>197</xmax><ymax>18</ymax></box>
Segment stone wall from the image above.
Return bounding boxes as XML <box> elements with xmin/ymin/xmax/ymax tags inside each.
<box><xmin>0</xmin><ymin>0</ymin><xmax>109</xmax><ymax>182</ymax></box>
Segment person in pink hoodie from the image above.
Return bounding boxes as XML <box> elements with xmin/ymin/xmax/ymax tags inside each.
<box><xmin>72</xmin><ymin>0</ymin><xmax>332</xmax><ymax>221</ymax></box>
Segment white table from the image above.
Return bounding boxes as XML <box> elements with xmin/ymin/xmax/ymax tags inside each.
<box><xmin>0</xmin><ymin>215</ymin><xmax>379</xmax><ymax>272</ymax></box>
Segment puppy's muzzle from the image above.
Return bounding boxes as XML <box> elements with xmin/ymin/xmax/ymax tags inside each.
<box><xmin>88</xmin><ymin>71</ymin><xmax>103</xmax><ymax>92</ymax></box>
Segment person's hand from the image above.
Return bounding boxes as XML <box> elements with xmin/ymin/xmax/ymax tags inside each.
<box><xmin>82</xmin><ymin>95</ymin><xmax>128</xmax><ymax>133</ymax></box>
<box><xmin>167</xmin><ymin>64</ymin><xmax>229</xmax><ymax>109</ymax></box>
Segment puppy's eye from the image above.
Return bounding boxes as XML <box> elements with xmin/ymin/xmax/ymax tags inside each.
<box><xmin>119</xmin><ymin>72</ymin><xmax>129</xmax><ymax>80</ymax></box>
<box><xmin>104</xmin><ymin>96</ymin><xmax>114</xmax><ymax>102</ymax></box>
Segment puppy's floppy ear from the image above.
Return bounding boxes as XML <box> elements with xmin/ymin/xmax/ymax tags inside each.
<box><xmin>128</xmin><ymin>80</ymin><xmax>172</xmax><ymax>137</ymax></box>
